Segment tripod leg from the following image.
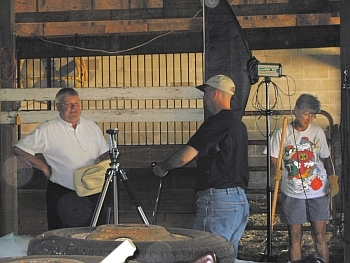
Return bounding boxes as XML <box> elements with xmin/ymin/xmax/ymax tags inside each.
<box><xmin>151</xmin><ymin>179</ymin><xmax>163</xmax><ymax>225</ymax></box>
<box><xmin>91</xmin><ymin>169</ymin><xmax>114</xmax><ymax>227</ymax></box>
<box><xmin>119</xmin><ymin>169</ymin><xmax>150</xmax><ymax>225</ymax></box>
<box><xmin>113</xmin><ymin>172</ymin><xmax>119</xmax><ymax>224</ymax></box>
<box><xmin>106</xmin><ymin>206</ymin><xmax>112</xmax><ymax>224</ymax></box>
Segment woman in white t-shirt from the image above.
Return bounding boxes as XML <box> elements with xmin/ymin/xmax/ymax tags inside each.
<box><xmin>269</xmin><ymin>94</ymin><xmax>335</xmax><ymax>263</ymax></box>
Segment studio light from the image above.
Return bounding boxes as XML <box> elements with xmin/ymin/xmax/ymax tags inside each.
<box><xmin>258</xmin><ymin>63</ymin><xmax>283</xmax><ymax>78</ymax></box>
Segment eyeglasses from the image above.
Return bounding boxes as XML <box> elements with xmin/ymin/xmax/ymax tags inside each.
<box><xmin>302</xmin><ymin>112</ymin><xmax>317</xmax><ymax>119</ymax></box>
<box><xmin>62</xmin><ymin>101</ymin><xmax>80</xmax><ymax>108</ymax></box>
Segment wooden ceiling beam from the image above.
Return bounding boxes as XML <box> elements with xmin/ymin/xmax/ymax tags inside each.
<box><xmin>16</xmin><ymin>25</ymin><xmax>339</xmax><ymax>59</ymax></box>
<box><xmin>15</xmin><ymin>2</ymin><xmax>339</xmax><ymax>23</ymax></box>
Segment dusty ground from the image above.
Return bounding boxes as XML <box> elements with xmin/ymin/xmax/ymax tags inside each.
<box><xmin>237</xmin><ymin>201</ymin><xmax>344</xmax><ymax>263</ymax></box>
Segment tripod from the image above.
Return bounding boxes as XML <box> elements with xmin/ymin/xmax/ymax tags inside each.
<box><xmin>90</xmin><ymin>128</ymin><xmax>149</xmax><ymax>227</ymax></box>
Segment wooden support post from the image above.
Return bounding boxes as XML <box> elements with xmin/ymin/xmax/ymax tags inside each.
<box><xmin>0</xmin><ymin>0</ymin><xmax>18</xmax><ymax>236</ymax></box>
<box><xmin>340</xmin><ymin>0</ymin><xmax>350</xmax><ymax>261</ymax></box>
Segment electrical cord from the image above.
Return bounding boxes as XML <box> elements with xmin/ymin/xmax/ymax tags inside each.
<box><xmin>20</xmin><ymin>9</ymin><xmax>203</xmax><ymax>56</ymax></box>
<box><xmin>251</xmin><ymin>74</ymin><xmax>296</xmax><ymax>138</ymax></box>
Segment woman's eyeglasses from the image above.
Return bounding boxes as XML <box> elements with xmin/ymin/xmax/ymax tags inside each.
<box><xmin>302</xmin><ymin>112</ymin><xmax>317</xmax><ymax>119</ymax></box>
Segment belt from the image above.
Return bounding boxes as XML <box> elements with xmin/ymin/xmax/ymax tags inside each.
<box><xmin>197</xmin><ymin>187</ymin><xmax>245</xmax><ymax>196</ymax></box>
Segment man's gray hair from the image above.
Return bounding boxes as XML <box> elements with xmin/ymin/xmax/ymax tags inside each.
<box><xmin>295</xmin><ymin>94</ymin><xmax>321</xmax><ymax>114</ymax></box>
<box><xmin>55</xmin><ymin>88</ymin><xmax>79</xmax><ymax>104</ymax></box>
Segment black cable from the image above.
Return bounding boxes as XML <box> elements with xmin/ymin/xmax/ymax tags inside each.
<box><xmin>251</xmin><ymin>76</ymin><xmax>295</xmax><ymax>138</ymax></box>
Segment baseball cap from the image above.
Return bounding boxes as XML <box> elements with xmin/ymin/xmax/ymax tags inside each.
<box><xmin>195</xmin><ymin>75</ymin><xmax>235</xmax><ymax>95</ymax></box>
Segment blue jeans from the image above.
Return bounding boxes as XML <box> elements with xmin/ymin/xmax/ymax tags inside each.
<box><xmin>193</xmin><ymin>187</ymin><xmax>249</xmax><ymax>258</ymax></box>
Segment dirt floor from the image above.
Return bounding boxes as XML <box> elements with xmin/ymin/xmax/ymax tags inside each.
<box><xmin>237</xmin><ymin>201</ymin><xmax>344</xmax><ymax>263</ymax></box>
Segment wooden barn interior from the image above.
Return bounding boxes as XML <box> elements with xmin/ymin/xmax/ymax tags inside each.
<box><xmin>1</xmin><ymin>0</ymin><xmax>350</xmax><ymax>261</ymax></box>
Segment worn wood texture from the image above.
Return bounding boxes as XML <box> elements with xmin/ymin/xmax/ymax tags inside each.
<box><xmin>0</xmin><ymin>87</ymin><xmax>204</xmax><ymax>124</ymax></box>
<box><xmin>13</xmin><ymin>0</ymin><xmax>340</xmax><ymax>58</ymax></box>
<box><xmin>14</xmin><ymin>2</ymin><xmax>339</xmax><ymax>23</ymax></box>
<box><xmin>15</xmin><ymin>26</ymin><xmax>340</xmax><ymax>59</ymax></box>
<box><xmin>16</xmin><ymin>128</ymin><xmax>341</xmax><ymax>236</ymax></box>
<box><xmin>0</xmin><ymin>0</ymin><xmax>18</xmax><ymax>237</ymax></box>
<box><xmin>16</xmin><ymin>143</ymin><xmax>267</xmax><ymax>235</ymax></box>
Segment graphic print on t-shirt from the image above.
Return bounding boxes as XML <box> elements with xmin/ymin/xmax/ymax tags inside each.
<box><xmin>283</xmin><ymin>136</ymin><xmax>325</xmax><ymax>193</ymax></box>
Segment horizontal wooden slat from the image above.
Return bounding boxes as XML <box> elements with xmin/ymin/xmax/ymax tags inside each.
<box><xmin>18</xmin><ymin>210</ymin><xmax>48</xmax><ymax>235</ymax></box>
<box><xmin>0</xmin><ymin>108</ymin><xmax>204</xmax><ymax>124</ymax></box>
<box><xmin>0</xmin><ymin>87</ymin><xmax>203</xmax><ymax>101</ymax></box>
<box><xmin>0</xmin><ymin>87</ymin><xmax>204</xmax><ymax>124</ymax></box>
<box><xmin>117</xmin><ymin>145</ymin><xmax>196</xmax><ymax>168</ymax></box>
<box><xmin>1</xmin><ymin>88</ymin><xmax>334</xmax><ymax>125</ymax></box>
<box><xmin>14</xmin><ymin>3</ymin><xmax>339</xmax><ymax>23</ymax></box>
<box><xmin>15</xmin><ymin>12</ymin><xmax>338</xmax><ymax>37</ymax></box>
<box><xmin>17</xmin><ymin>144</ymin><xmax>265</xmax><ymax>189</ymax></box>
<box><xmin>15</xmin><ymin>25</ymin><xmax>340</xmax><ymax>58</ymax></box>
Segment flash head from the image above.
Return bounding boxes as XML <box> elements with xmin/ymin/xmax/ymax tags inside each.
<box><xmin>258</xmin><ymin>62</ymin><xmax>282</xmax><ymax>78</ymax></box>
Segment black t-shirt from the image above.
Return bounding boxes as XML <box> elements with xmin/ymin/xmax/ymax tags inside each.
<box><xmin>187</xmin><ymin>110</ymin><xmax>249</xmax><ymax>192</ymax></box>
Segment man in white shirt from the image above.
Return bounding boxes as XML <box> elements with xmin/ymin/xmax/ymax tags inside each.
<box><xmin>13</xmin><ymin>87</ymin><xmax>109</xmax><ymax>230</ymax></box>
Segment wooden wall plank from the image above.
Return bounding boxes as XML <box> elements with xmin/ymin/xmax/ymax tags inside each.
<box><xmin>15</xmin><ymin>25</ymin><xmax>340</xmax><ymax>59</ymax></box>
<box><xmin>0</xmin><ymin>87</ymin><xmax>204</xmax><ymax>124</ymax></box>
<box><xmin>39</xmin><ymin>0</ymin><xmax>91</xmax><ymax>12</ymax></box>
<box><xmin>0</xmin><ymin>87</ymin><xmax>203</xmax><ymax>101</ymax></box>
<box><xmin>15</xmin><ymin>3</ymin><xmax>339</xmax><ymax>23</ymax></box>
<box><xmin>15</xmin><ymin>13</ymin><xmax>338</xmax><ymax>37</ymax></box>
<box><xmin>17</xmin><ymin>166</ymin><xmax>266</xmax><ymax>235</ymax></box>
<box><xmin>0</xmin><ymin>108</ymin><xmax>204</xmax><ymax>124</ymax></box>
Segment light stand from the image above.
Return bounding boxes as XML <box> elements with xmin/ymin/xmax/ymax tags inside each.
<box><xmin>259</xmin><ymin>77</ymin><xmax>276</xmax><ymax>262</ymax></box>
<box><xmin>251</xmin><ymin>61</ymin><xmax>282</xmax><ymax>262</ymax></box>
<box><xmin>90</xmin><ymin>128</ymin><xmax>149</xmax><ymax>227</ymax></box>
